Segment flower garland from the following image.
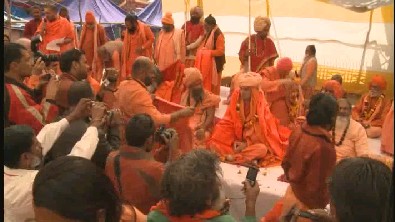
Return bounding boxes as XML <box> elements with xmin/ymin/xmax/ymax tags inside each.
<box><xmin>332</xmin><ymin>118</ymin><xmax>350</xmax><ymax>146</ymax></box>
<box><xmin>362</xmin><ymin>94</ymin><xmax>384</xmax><ymax>121</ymax></box>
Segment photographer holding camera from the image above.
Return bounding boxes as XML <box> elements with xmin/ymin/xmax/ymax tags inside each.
<box><xmin>4</xmin><ymin>43</ymin><xmax>60</xmax><ymax>133</ymax></box>
<box><xmin>45</xmin><ymin>81</ymin><xmax>121</xmax><ymax>169</ymax></box>
<box><xmin>105</xmin><ymin>114</ymin><xmax>181</xmax><ymax>215</ymax></box>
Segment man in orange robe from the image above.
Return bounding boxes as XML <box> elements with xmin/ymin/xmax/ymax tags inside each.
<box><xmin>239</xmin><ymin>16</ymin><xmax>278</xmax><ymax>73</ymax></box>
<box><xmin>79</xmin><ymin>11</ymin><xmax>108</xmax><ymax>82</ymax></box>
<box><xmin>322</xmin><ymin>79</ymin><xmax>345</xmax><ymax>99</ymax></box>
<box><xmin>59</xmin><ymin>7</ymin><xmax>78</xmax><ymax>49</ymax></box>
<box><xmin>182</xmin><ymin>6</ymin><xmax>205</xmax><ymax>68</ymax></box>
<box><xmin>115</xmin><ymin>56</ymin><xmax>195</xmax><ymax>126</ymax></box>
<box><xmin>260</xmin><ymin>57</ymin><xmax>295</xmax><ymax>126</ymax></box>
<box><xmin>208</xmin><ymin>72</ymin><xmax>291</xmax><ymax>167</ymax></box>
<box><xmin>150</xmin><ymin>66</ymin><xmax>180</xmax><ymax>103</ymax></box>
<box><xmin>36</xmin><ymin>5</ymin><xmax>74</xmax><ymax>54</ymax></box>
<box><xmin>352</xmin><ymin>75</ymin><xmax>392</xmax><ymax>138</ymax></box>
<box><xmin>195</xmin><ymin>14</ymin><xmax>226</xmax><ymax>95</ymax></box>
<box><xmin>180</xmin><ymin>68</ymin><xmax>221</xmax><ymax>148</ymax></box>
<box><xmin>121</xmin><ymin>14</ymin><xmax>154</xmax><ymax>82</ymax></box>
<box><xmin>97</xmin><ymin>40</ymin><xmax>123</xmax><ymax>76</ymax></box>
<box><xmin>154</xmin><ymin>12</ymin><xmax>186</xmax><ymax>71</ymax></box>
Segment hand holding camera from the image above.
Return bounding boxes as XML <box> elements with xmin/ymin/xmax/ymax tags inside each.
<box><xmin>156</xmin><ymin>126</ymin><xmax>179</xmax><ymax>151</ymax></box>
<box><xmin>90</xmin><ymin>102</ymin><xmax>107</xmax><ymax>128</ymax></box>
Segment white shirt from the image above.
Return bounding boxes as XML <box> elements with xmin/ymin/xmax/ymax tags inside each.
<box><xmin>4</xmin><ymin>118</ymin><xmax>99</xmax><ymax>222</ymax></box>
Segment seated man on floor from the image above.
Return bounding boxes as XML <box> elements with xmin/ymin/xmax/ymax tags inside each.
<box><xmin>352</xmin><ymin>75</ymin><xmax>392</xmax><ymax>138</ymax></box>
<box><xmin>335</xmin><ymin>98</ymin><xmax>393</xmax><ymax>167</ymax></box>
<box><xmin>322</xmin><ymin>79</ymin><xmax>345</xmax><ymax>99</ymax></box>
<box><xmin>208</xmin><ymin>72</ymin><xmax>291</xmax><ymax>167</ymax></box>
<box><xmin>180</xmin><ymin>68</ymin><xmax>221</xmax><ymax>148</ymax></box>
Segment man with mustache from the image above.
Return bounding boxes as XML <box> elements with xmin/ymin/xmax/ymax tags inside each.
<box><xmin>79</xmin><ymin>11</ymin><xmax>108</xmax><ymax>82</ymax></box>
<box><xmin>120</xmin><ymin>14</ymin><xmax>154</xmax><ymax>82</ymax></box>
<box><xmin>180</xmin><ymin>68</ymin><xmax>220</xmax><ymax>148</ymax></box>
<box><xmin>352</xmin><ymin>75</ymin><xmax>392</xmax><ymax>138</ymax></box>
<box><xmin>182</xmin><ymin>6</ymin><xmax>205</xmax><ymax>68</ymax></box>
<box><xmin>239</xmin><ymin>16</ymin><xmax>278</xmax><ymax>73</ymax></box>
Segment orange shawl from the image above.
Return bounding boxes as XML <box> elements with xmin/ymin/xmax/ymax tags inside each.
<box><xmin>209</xmin><ymin>88</ymin><xmax>291</xmax><ymax>159</ymax></box>
<box><xmin>195</xmin><ymin>26</ymin><xmax>219</xmax><ymax>92</ymax></box>
<box><xmin>180</xmin><ymin>89</ymin><xmax>220</xmax><ymax>110</ymax></box>
<box><xmin>150</xmin><ymin>201</ymin><xmax>221</xmax><ymax>222</ymax></box>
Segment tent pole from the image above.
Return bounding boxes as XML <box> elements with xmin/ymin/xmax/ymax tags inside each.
<box><xmin>78</xmin><ymin>0</ymin><xmax>83</xmax><ymax>40</ymax></box>
<box><xmin>247</xmin><ymin>0</ymin><xmax>251</xmax><ymax>72</ymax></box>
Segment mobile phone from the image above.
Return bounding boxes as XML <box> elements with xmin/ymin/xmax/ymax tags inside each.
<box><xmin>297</xmin><ymin>210</ymin><xmax>320</xmax><ymax>221</ymax></box>
<box><xmin>246</xmin><ymin>167</ymin><xmax>259</xmax><ymax>186</ymax></box>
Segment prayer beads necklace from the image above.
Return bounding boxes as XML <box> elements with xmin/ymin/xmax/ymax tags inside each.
<box><xmin>332</xmin><ymin>119</ymin><xmax>350</xmax><ymax>146</ymax></box>
<box><xmin>362</xmin><ymin>94</ymin><xmax>384</xmax><ymax>120</ymax></box>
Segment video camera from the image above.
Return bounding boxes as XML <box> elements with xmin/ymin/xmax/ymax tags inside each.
<box><xmin>31</xmin><ymin>35</ymin><xmax>60</xmax><ymax>64</ymax></box>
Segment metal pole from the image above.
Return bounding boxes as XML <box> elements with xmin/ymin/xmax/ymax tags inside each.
<box><xmin>248</xmin><ymin>0</ymin><xmax>251</xmax><ymax>72</ymax></box>
<box><xmin>5</xmin><ymin>0</ymin><xmax>12</xmax><ymax>39</ymax></box>
<box><xmin>78</xmin><ymin>0</ymin><xmax>83</xmax><ymax>39</ymax></box>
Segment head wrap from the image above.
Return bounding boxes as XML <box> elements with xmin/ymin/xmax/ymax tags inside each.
<box><xmin>276</xmin><ymin>57</ymin><xmax>293</xmax><ymax>72</ymax></box>
<box><xmin>254</xmin><ymin>16</ymin><xmax>270</xmax><ymax>32</ymax></box>
<box><xmin>85</xmin><ymin>11</ymin><xmax>96</xmax><ymax>24</ymax></box>
<box><xmin>190</xmin><ymin>6</ymin><xmax>203</xmax><ymax>17</ymax></box>
<box><xmin>369</xmin><ymin>75</ymin><xmax>387</xmax><ymax>90</ymax></box>
<box><xmin>204</xmin><ymin>14</ymin><xmax>216</xmax><ymax>25</ymax></box>
<box><xmin>162</xmin><ymin>12</ymin><xmax>174</xmax><ymax>25</ymax></box>
<box><xmin>237</xmin><ymin>72</ymin><xmax>262</xmax><ymax>88</ymax></box>
<box><xmin>183</xmin><ymin>68</ymin><xmax>203</xmax><ymax>87</ymax></box>
<box><xmin>323</xmin><ymin>80</ymin><xmax>344</xmax><ymax>99</ymax></box>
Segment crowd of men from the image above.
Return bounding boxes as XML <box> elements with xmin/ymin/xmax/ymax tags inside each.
<box><xmin>4</xmin><ymin>4</ymin><xmax>394</xmax><ymax>222</ymax></box>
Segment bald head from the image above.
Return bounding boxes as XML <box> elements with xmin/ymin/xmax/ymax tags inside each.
<box><xmin>14</xmin><ymin>38</ymin><xmax>32</xmax><ymax>53</ymax></box>
<box><xmin>190</xmin><ymin>6</ymin><xmax>203</xmax><ymax>19</ymax></box>
<box><xmin>131</xmin><ymin>57</ymin><xmax>155</xmax><ymax>86</ymax></box>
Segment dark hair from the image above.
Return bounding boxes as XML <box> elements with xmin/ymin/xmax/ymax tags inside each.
<box><xmin>307</xmin><ymin>45</ymin><xmax>316</xmax><ymax>56</ymax></box>
<box><xmin>306</xmin><ymin>93</ymin><xmax>338</xmax><ymax>127</ymax></box>
<box><xmin>33</xmin><ymin>156</ymin><xmax>122</xmax><ymax>222</ymax></box>
<box><xmin>67</xmin><ymin>81</ymin><xmax>94</xmax><ymax>106</ymax></box>
<box><xmin>153</xmin><ymin>66</ymin><xmax>163</xmax><ymax>85</ymax></box>
<box><xmin>43</xmin><ymin>4</ymin><xmax>58</xmax><ymax>12</ymax></box>
<box><xmin>59</xmin><ymin>6</ymin><xmax>68</xmax><ymax>13</ymax></box>
<box><xmin>382</xmin><ymin>166</ymin><xmax>393</xmax><ymax>222</ymax></box>
<box><xmin>30</xmin><ymin>6</ymin><xmax>41</xmax><ymax>13</ymax></box>
<box><xmin>331</xmin><ymin>74</ymin><xmax>343</xmax><ymax>85</ymax></box>
<box><xmin>204</xmin><ymin>14</ymin><xmax>216</xmax><ymax>25</ymax></box>
<box><xmin>161</xmin><ymin>149</ymin><xmax>221</xmax><ymax>216</ymax></box>
<box><xmin>4</xmin><ymin>125</ymin><xmax>35</xmax><ymax>168</ymax></box>
<box><xmin>131</xmin><ymin>57</ymin><xmax>152</xmax><ymax>78</ymax></box>
<box><xmin>4</xmin><ymin>43</ymin><xmax>27</xmax><ymax>72</ymax></box>
<box><xmin>60</xmin><ymin>49</ymin><xmax>85</xmax><ymax>73</ymax></box>
<box><xmin>125</xmin><ymin>114</ymin><xmax>155</xmax><ymax>147</ymax></box>
<box><xmin>329</xmin><ymin>157</ymin><xmax>392</xmax><ymax>222</ymax></box>
<box><xmin>125</xmin><ymin>14</ymin><xmax>138</xmax><ymax>23</ymax></box>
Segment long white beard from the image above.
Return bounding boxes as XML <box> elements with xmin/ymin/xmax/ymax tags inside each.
<box><xmin>336</xmin><ymin>116</ymin><xmax>349</xmax><ymax>132</ymax></box>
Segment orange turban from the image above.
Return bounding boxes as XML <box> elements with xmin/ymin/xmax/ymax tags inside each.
<box><xmin>237</xmin><ymin>72</ymin><xmax>262</xmax><ymax>88</ymax></box>
<box><xmin>323</xmin><ymin>80</ymin><xmax>344</xmax><ymax>99</ymax></box>
<box><xmin>162</xmin><ymin>12</ymin><xmax>174</xmax><ymax>25</ymax></box>
<box><xmin>85</xmin><ymin>11</ymin><xmax>96</xmax><ymax>24</ymax></box>
<box><xmin>183</xmin><ymin>68</ymin><xmax>203</xmax><ymax>87</ymax></box>
<box><xmin>276</xmin><ymin>57</ymin><xmax>293</xmax><ymax>72</ymax></box>
<box><xmin>369</xmin><ymin>75</ymin><xmax>387</xmax><ymax>90</ymax></box>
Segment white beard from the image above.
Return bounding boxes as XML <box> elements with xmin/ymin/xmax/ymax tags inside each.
<box><xmin>336</xmin><ymin>116</ymin><xmax>349</xmax><ymax>132</ymax></box>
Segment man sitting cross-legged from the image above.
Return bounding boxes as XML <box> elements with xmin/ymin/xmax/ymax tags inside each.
<box><xmin>208</xmin><ymin>72</ymin><xmax>291</xmax><ymax>167</ymax></box>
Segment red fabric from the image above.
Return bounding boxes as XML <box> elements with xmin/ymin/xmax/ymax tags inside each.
<box><xmin>239</xmin><ymin>35</ymin><xmax>278</xmax><ymax>72</ymax></box>
<box><xmin>153</xmin><ymin>97</ymin><xmax>193</xmax><ymax>153</ymax></box>
<box><xmin>282</xmin><ymin>123</ymin><xmax>336</xmax><ymax>209</ymax></box>
<box><xmin>276</xmin><ymin>57</ymin><xmax>293</xmax><ymax>72</ymax></box>
<box><xmin>182</xmin><ymin>21</ymin><xmax>205</xmax><ymax>45</ymax></box>
<box><xmin>6</xmin><ymin>83</ymin><xmax>58</xmax><ymax>134</ymax></box>
<box><xmin>262</xmin><ymin>200</ymin><xmax>283</xmax><ymax>222</ymax></box>
<box><xmin>151</xmin><ymin>200</ymin><xmax>221</xmax><ymax>222</ymax></box>
<box><xmin>23</xmin><ymin>19</ymin><xmax>41</xmax><ymax>39</ymax></box>
<box><xmin>105</xmin><ymin>147</ymin><xmax>164</xmax><ymax>214</ymax></box>
<box><xmin>322</xmin><ymin>80</ymin><xmax>344</xmax><ymax>99</ymax></box>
